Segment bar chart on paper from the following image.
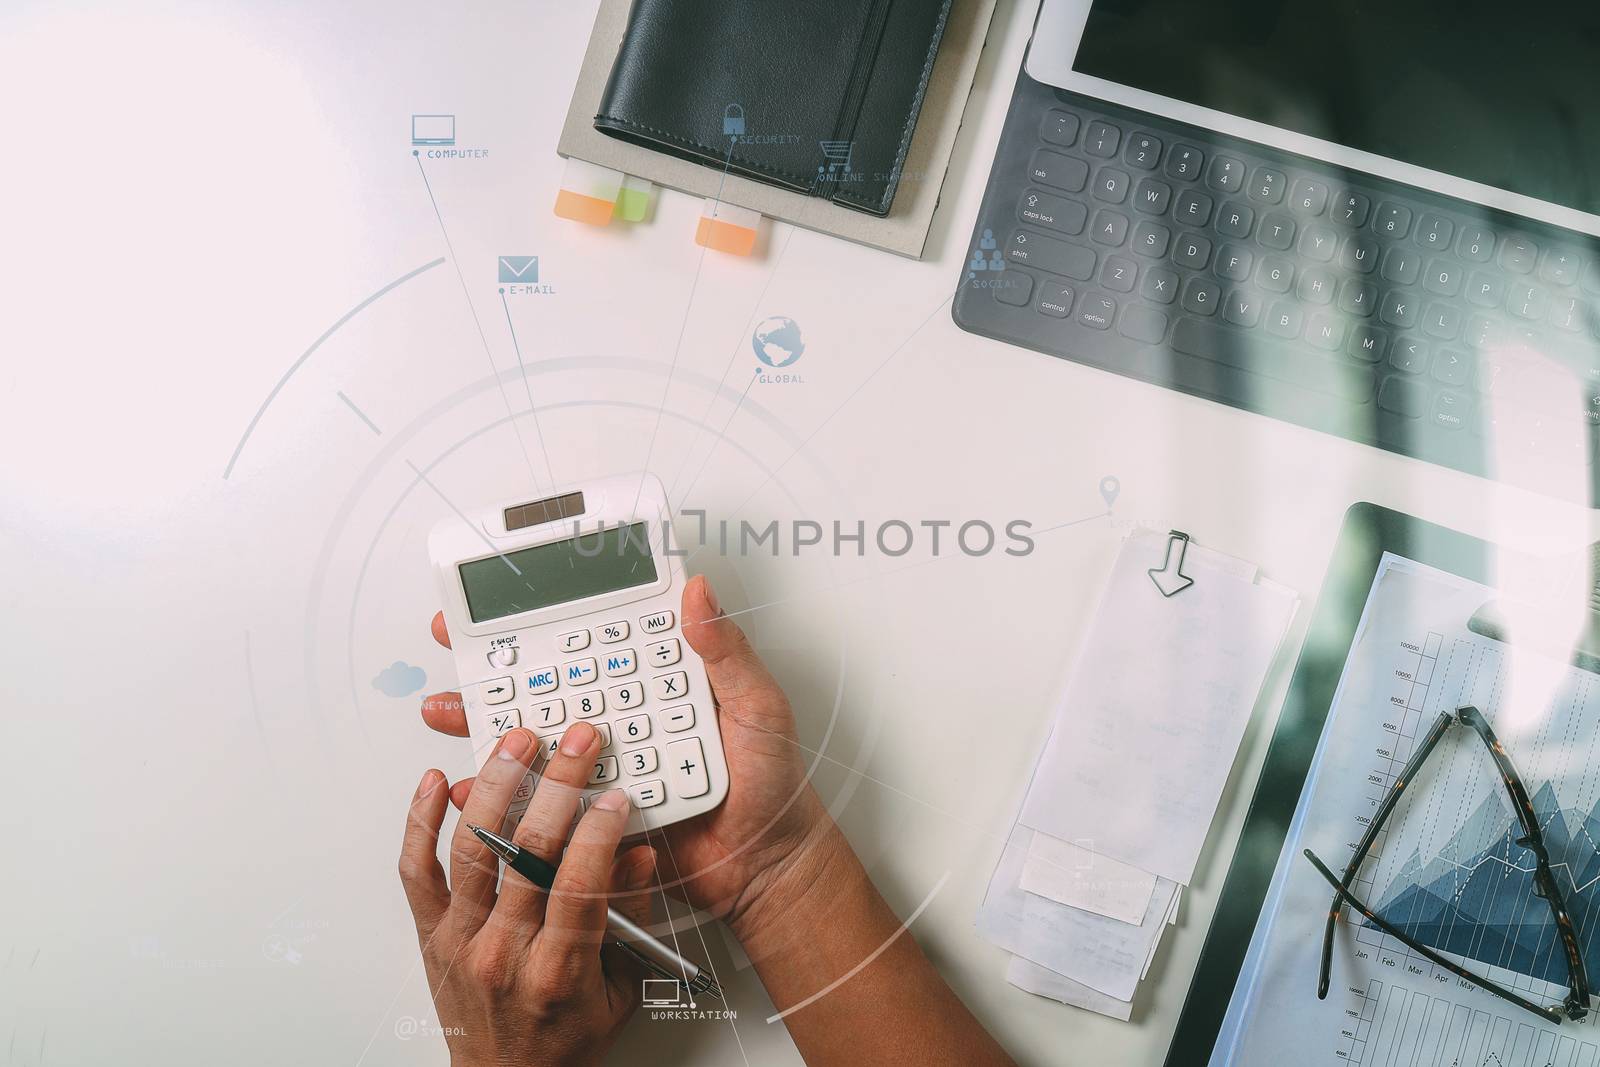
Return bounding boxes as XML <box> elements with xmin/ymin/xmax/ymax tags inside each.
<box><xmin>1340</xmin><ymin>980</ymin><xmax>1597</xmax><ymax>1067</ymax></box>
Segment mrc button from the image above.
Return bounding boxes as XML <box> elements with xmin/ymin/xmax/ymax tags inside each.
<box><xmin>522</xmin><ymin>667</ymin><xmax>558</xmax><ymax>695</ymax></box>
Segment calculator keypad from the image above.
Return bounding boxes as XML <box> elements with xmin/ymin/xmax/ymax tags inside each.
<box><xmin>480</xmin><ymin>610</ymin><xmax>711</xmax><ymax>821</ymax></box>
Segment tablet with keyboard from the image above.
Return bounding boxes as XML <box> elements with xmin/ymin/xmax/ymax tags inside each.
<box><xmin>955</xmin><ymin>0</ymin><xmax>1600</xmax><ymax>505</ymax></box>
<box><xmin>428</xmin><ymin>474</ymin><xmax>727</xmax><ymax>837</ymax></box>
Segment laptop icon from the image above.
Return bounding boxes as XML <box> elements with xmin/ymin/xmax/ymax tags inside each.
<box><xmin>411</xmin><ymin>115</ymin><xmax>456</xmax><ymax>146</ymax></box>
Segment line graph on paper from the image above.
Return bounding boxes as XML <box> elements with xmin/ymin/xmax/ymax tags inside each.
<box><xmin>1327</xmin><ymin>626</ymin><xmax>1600</xmax><ymax>1061</ymax></box>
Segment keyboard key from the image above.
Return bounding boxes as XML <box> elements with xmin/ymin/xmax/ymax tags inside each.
<box><xmin>1174</xmin><ymin>188</ymin><xmax>1213</xmax><ymax>226</ymax></box>
<box><xmin>1340</xmin><ymin>234</ymin><xmax>1380</xmax><ymax>274</ymax></box>
<box><xmin>487</xmin><ymin>709</ymin><xmax>521</xmax><ymax>736</ymax></box>
<box><xmin>1414</xmin><ymin>212</ymin><xmax>1454</xmax><ymax>251</ymax></box>
<box><xmin>647</xmin><ymin>639</ymin><xmax>681</xmax><ymax>668</ymax></box>
<box><xmin>1296</xmin><ymin>267</ymin><xmax>1336</xmax><ymax>305</ymax></box>
<box><xmin>1256</xmin><ymin>256</ymin><xmax>1294</xmax><ymax>293</ymax></box>
<box><xmin>1380</xmin><ymin>247</ymin><xmax>1421</xmax><ymax>285</ymax></box>
<box><xmin>573</xmin><ymin>690</ymin><xmax>605</xmax><ymax>718</ymax></box>
<box><xmin>1215</xmin><ymin>245</ymin><xmax>1253</xmax><ymax>282</ymax></box>
<box><xmin>1306</xmin><ymin>313</ymin><xmax>1345</xmax><ymax>350</ymax></box>
<box><xmin>1206</xmin><ymin>155</ymin><xmax>1246</xmax><ymax>193</ymax></box>
<box><xmin>1541</xmin><ymin>249</ymin><xmax>1582</xmax><ymax>287</ymax></box>
<box><xmin>651</xmin><ymin>671</ymin><xmax>689</xmax><ymax>700</ymax></box>
<box><xmin>1432</xmin><ymin>349</ymin><xmax>1472</xmax><ymax>386</ymax></box>
<box><xmin>1500</xmin><ymin>235</ymin><xmax>1538</xmax><ymax>273</ymax></box>
<box><xmin>1180</xmin><ymin>277</ymin><xmax>1220</xmax><ymax>315</ymax></box>
<box><xmin>1170</xmin><ymin>318</ymin><xmax>1376</xmax><ymax>400</ymax></box>
<box><xmin>1101</xmin><ymin>257</ymin><xmax>1137</xmax><ymax>292</ymax></box>
<box><xmin>1550</xmin><ymin>296</ymin><xmax>1586</xmax><ymax>332</ymax></box>
<box><xmin>1266</xmin><ymin>301</ymin><xmax>1303</xmax><ymax>338</ymax></box>
<box><xmin>1423</xmin><ymin>302</ymin><xmax>1462</xmax><ymax>341</ymax></box>
<box><xmin>479</xmin><ymin>676</ymin><xmax>517</xmax><ymax>705</ymax></box>
<box><xmin>1379</xmin><ymin>290</ymin><xmax>1420</xmax><ymax>329</ymax></box>
<box><xmin>607</xmin><ymin>680</ymin><xmax>645</xmax><ymax>710</ymax></box>
<box><xmin>1018</xmin><ymin>189</ymin><xmax>1088</xmax><ymax>235</ymax></box>
<box><xmin>1331</xmin><ymin>190</ymin><xmax>1372</xmax><ymax>227</ymax></box>
<box><xmin>1078</xmin><ymin>293</ymin><xmax>1117</xmax><ymax>329</ymax></box>
<box><xmin>1083</xmin><ymin>120</ymin><xmax>1121</xmax><ymax>158</ymax></box>
<box><xmin>993</xmin><ymin>268</ymin><xmax>1033</xmax><ymax>307</ymax></box>
<box><xmin>1378</xmin><ymin>375</ymin><xmax>1429</xmax><ymax>418</ymax></box>
<box><xmin>1140</xmin><ymin>266</ymin><xmax>1180</xmax><ymax>304</ymax></box>
<box><xmin>1248</xmin><ymin>168</ymin><xmax>1286</xmax><ymax>204</ymax></box>
<box><xmin>1348</xmin><ymin>324</ymin><xmax>1388</xmax><ymax>362</ymax></box>
<box><xmin>1123</xmin><ymin>132</ymin><xmax>1162</xmax><ymax>170</ymax></box>
<box><xmin>1289</xmin><ymin>178</ymin><xmax>1329</xmax><ymax>215</ymax></box>
<box><xmin>1027</xmin><ymin>149</ymin><xmax>1089</xmax><ymax>193</ymax></box>
<box><xmin>1338</xmin><ymin>278</ymin><xmax>1378</xmax><ymax>318</ymax></box>
<box><xmin>1259</xmin><ymin>213</ymin><xmax>1296</xmax><ymax>250</ymax></box>
<box><xmin>1092</xmin><ymin>210</ymin><xmax>1129</xmax><ymax>245</ymax></box>
<box><xmin>1373</xmin><ymin>202</ymin><xmax>1412</xmax><ymax>238</ymax></box>
<box><xmin>1165</xmin><ymin>144</ymin><xmax>1204</xmax><ymax>181</ymax></box>
<box><xmin>1132</xmin><ymin>220</ymin><xmax>1171</xmax><ymax>258</ymax></box>
<box><xmin>617</xmin><ymin>713</ymin><xmax>652</xmax><ymax>744</ymax></box>
<box><xmin>623</xmin><ymin>746</ymin><xmax>658</xmax><ymax>776</ymax></box>
<box><xmin>1508</xmin><ymin>282</ymin><xmax>1549</xmax><ymax>319</ymax></box>
<box><xmin>660</xmin><ymin>704</ymin><xmax>695</xmax><ymax>733</ymax></box>
<box><xmin>1466</xmin><ymin>271</ymin><xmax>1504</xmax><ymax>308</ymax></box>
<box><xmin>1005</xmin><ymin>231</ymin><xmax>1095</xmax><ymax>279</ymax></box>
<box><xmin>593</xmin><ymin>722</ymin><xmax>613</xmax><ymax>749</ymax></box>
<box><xmin>1457</xmin><ymin>226</ymin><xmax>1495</xmax><ymax>263</ymax></box>
<box><xmin>1119</xmin><ymin>305</ymin><xmax>1169</xmax><ymax>343</ymax></box>
<box><xmin>602</xmin><ymin>648</ymin><xmax>637</xmax><ymax>677</ymax></box>
<box><xmin>1465</xmin><ymin>314</ymin><xmax>1499</xmax><ymax>349</ymax></box>
<box><xmin>564</xmin><ymin>657</ymin><xmax>598</xmax><ymax>686</ymax></box>
<box><xmin>1133</xmin><ymin>178</ymin><xmax>1172</xmax><ymax>215</ymax></box>
<box><xmin>558</xmin><ymin>629</ymin><xmax>591</xmax><ymax>653</ymax></box>
<box><xmin>1173</xmin><ymin>232</ymin><xmax>1212</xmax><ymax>269</ymax></box>
<box><xmin>1298</xmin><ymin>224</ymin><xmax>1338</xmax><ymax>262</ymax></box>
<box><xmin>1040</xmin><ymin>109</ymin><xmax>1081</xmax><ymax>147</ymax></box>
<box><xmin>530</xmin><ymin>699</ymin><xmax>565</xmax><ymax>729</ymax></box>
<box><xmin>1035</xmin><ymin>282</ymin><xmax>1075</xmax><ymax>318</ymax></box>
<box><xmin>1223</xmin><ymin>290</ymin><xmax>1262</xmax><ymax>327</ymax></box>
<box><xmin>588</xmin><ymin>755</ymin><xmax>619</xmax><ymax>785</ymax></box>
<box><xmin>1423</xmin><ymin>259</ymin><xmax>1462</xmax><ymax>297</ymax></box>
<box><xmin>628</xmin><ymin>779</ymin><xmax>666</xmax><ymax>808</ymax></box>
<box><xmin>666</xmin><ymin>737</ymin><xmax>711</xmax><ymax>799</ymax></box>
<box><xmin>598</xmin><ymin>621</ymin><xmax>629</xmax><ymax>643</ymax></box>
<box><xmin>1093</xmin><ymin>168</ymin><xmax>1130</xmax><ymax>203</ymax></box>
<box><xmin>1582</xmin><ymin>258</ymin><xmax>1600</xmax><ymax>295</ymax></box>
<box><xmin>1389</xmin><ymin>337</ymin><xmax>1429</xmax><ymax>374</ymax></box>
<box><xmin>639</xmin><ymin>610</ymin><xmax>675</xmax><ymax>634</ymax></box>
<box><xmin>1214</xmin><ymin>201</ymin><xmax>1254</xmax><ymax>238</ymax></box>
<box><xmin>1432</xmin><ymin>390</ymin><xmax>1470</xmax><ymax>431</ymax></box>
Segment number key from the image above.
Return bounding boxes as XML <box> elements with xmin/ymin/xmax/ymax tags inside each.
<box><xmin>1164</xmin><ymin>144</ymin><xmax>1204</xmax><ymax>181</ymax></box>
<box><xmin>1206</xmin><ymin>155</ymin><xmax>1245</xmax><ymax>194</ymax></box>
<box><xmin>618</xmin><ymin>713</ymin><xmax>651</xmax><ymax>744</ymax></box>
<box><xmin>1331</xmin><ymin>190</ymin><xmax>1371</xmax><ymax>226</ymax></box>
<box><xmin>1248</xmin><ymin>167</ymin><xmax>1286</xmax><ymax>204</ymax></box>
<box><xmin>530</xmin><ymin>699</ymin><xmax>564</xmax><ymax>729</ymax></box>
<box><xmin>1122</xmin><ymin>132</ymin><xmax>1162</xmax><ymax>170</ymax></box>
<box><xmin>573</xmin><ymin>690</ymin><xmax>605</xmax><ymax>718</ymax></box>
<box><xmin>1414</xmin><ymin>212</ymin><xmax>1453</xmax><ymax>250</ymax></box>
<box><xmin>624</xmin><ymin>746</ymin><xmax>659</xmax><ymax>776</ymax></box>
<box><xmin>1083</xmin><ymin>120</ymin><xmax>1121</xmax><ymax>157</ymax></box>
<box><xmin>588</xmin><ymin>756</ymin><xmax>620</xmax><ymax>785</ymax></box>
<box><xmin>1373</xmin><ymin>202</ymin><xmax>1411</xmax><ymax>238</ymax></box>
<box><xmin>1457</xmin><ymin>225</ymin><xmax>1495</xmax><ymax>263</ymax></box>
<box><xmin>608</xmin><ymin>681</ymin><xmax>644</xmax><ymax>709</ymax></box>
<box><xmin>1289</xmin><ymin>178</ymin><xmax>1329</xmax><ymax>215</ymax></box>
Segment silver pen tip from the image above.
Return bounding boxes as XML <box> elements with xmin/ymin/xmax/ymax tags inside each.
<box><xmin>469</xmin><ymin>824</ymin><xmax>518</xmax><ymax>862</ymax></box>
<box><xmin>689</xmin><ymin>972</ymin><xmax>724</xmax><ymax>1001</ymax></box>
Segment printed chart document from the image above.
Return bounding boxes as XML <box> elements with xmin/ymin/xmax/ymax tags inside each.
<box><xmin>1217</xmin><ymin>555</ymin><xmax>1600</xmax><ymax>1065</ymax></box>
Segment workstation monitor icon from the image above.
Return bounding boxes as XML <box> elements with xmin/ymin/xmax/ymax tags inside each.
<box><xmin>641</xmin><ymin>978</ymin><xmax>683</xmax><ymax>1007</ymax></box>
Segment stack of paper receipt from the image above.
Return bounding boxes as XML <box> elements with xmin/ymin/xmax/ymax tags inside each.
<box><xmin>976</xmin><ymin>529</ymin><xmax>1297</xmax><ymax>1019</ymax></box>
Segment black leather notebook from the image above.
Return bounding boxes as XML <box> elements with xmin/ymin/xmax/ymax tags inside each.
<box><xmin>594</xmin><ymin>0</ymin><xmax>954</xmax><ymax>218</ymax></box>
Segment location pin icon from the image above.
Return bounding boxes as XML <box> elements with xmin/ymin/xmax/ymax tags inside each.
<box><xmin>1099</xmin><ymin>476</ymin><xmax>1121</xmax><ymax>509</ymax></box>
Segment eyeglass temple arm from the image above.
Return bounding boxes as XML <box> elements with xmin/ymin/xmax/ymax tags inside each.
<box><xmin>1304</xmin><ymin>849</ymin><xmax>1566</xmax><ymax>1025</ymax></box>
<box><xmin>1317</xmin><ymin>709</ymin><xmax>1457</xmax><ymax>999</ymax></box>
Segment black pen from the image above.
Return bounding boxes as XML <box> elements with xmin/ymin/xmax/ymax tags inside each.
<box><xmin>469</xmin><ymin>824</ymin><xmax>723</xmax><ymax>1001</ymax></box>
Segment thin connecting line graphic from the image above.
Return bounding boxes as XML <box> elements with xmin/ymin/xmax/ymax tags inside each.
<box><xmin>414</xmin><ymin>153</ymin><xmax>546</xmax><ymax>498</ymax></box>
<box><xmin>499</xmin><ymin>290</ymin><xmax>558</xmax><ymax>490</ymax></box>
<box><xmin>336</xmin><ymin>390</ymin><xmax>384</xmax><ymax>436</ymax></box>
<box><xmin>684</xmin><ymin>294</ymin><xmax>954</xmax><ymax>566</ymax></box>
<box><xmin>404</xmin><ymin>459</ymin><xmax>531</xmax><ymax>585</ymax></box>
<box><xmin>664</xmin><ymin>223</ymin><xmax>798</xmax><ymax>505</ymax></box>
<box><xmin>630</xmin><ymin>137</ymin><xmax>741</xmax><ymax>520</ymax></box>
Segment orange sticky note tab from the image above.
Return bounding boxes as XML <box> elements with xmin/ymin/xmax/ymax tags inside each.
<box><xmin>695</xmin><ymin>199</ymin><xmax>761</xmax><ymax>256</ymax></box>
<box><xmin>554</xmin><ymin>159</ymin><xmax>623</xmax><ymax>226</ymax></box>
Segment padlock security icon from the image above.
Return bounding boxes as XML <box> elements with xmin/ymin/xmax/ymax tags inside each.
<box><xmin>723</xmin><ymin>103</ymin><xmax>745</xmax><ymax>137</ymax></box>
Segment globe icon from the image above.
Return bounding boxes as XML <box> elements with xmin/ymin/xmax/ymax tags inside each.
<box><xmin>751</xmin><ymin>316</ymin><xmax>804</xmax><ymax>368</ymax></box>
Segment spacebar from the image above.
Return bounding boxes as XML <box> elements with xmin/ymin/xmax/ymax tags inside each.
<box><xmin>1171</xmin><ymin>320</ymin><xmax>1375</xmax><ymax>402</ymax></box>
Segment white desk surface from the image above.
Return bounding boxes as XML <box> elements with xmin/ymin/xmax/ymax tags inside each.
<box><xmin>4</xmin><ymin>1</ymin><xmax>1598</xmax><ymax>1064</ymax></box>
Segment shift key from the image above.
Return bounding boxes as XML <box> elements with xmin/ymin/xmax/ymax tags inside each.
<box><xmin>1018</xmin><ymin>188</ymin><xmax>1088</xmax><ymax>236</ymax></box>
<box><xmin>1006</xmin><ymin>231</ymin><xmax>1096</xmax><ymax>281</ymax></box>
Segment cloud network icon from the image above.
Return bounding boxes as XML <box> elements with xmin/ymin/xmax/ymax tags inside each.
<box><xmin>372</xmin><ymin>661</ymin><xmax>427</xmax><ymax>698</ymax></box>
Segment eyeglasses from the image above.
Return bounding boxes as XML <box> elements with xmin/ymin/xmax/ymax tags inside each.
<box><xmin>1303</xmin><ymin>704</ymin><xmax>1592</xmax><ymax>1024</ymax></box>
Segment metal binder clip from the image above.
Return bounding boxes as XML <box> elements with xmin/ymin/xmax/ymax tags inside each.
<box><xmin>1148</xmin><ymin>530</ymin><xmax>1196</xmax><ymax>598</ymax></box>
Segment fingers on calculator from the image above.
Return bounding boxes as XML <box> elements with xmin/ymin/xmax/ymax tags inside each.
<box><xmin>421</xmin><ymin>690</ymin><xmax>469</xmax><ymax>737</ymax></box>
<box><xmin>496</xmin><ymin>722</ymin><xmax>604</xmax><ymax>923</ymax></box>
<box><xmin>450</xmin><ymin>728</ymin><xmax>540</xmax><ymax>920</ymax></box>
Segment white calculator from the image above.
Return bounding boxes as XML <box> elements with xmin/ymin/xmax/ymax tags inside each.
<box><xmin>428</xmin><ymin>473</ymin><xmax>727</xmax><ymax>835</ymax></box>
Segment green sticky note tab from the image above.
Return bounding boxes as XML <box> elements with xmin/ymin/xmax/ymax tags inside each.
<box><xmin>615</xmin><ymin>176</ymin><xmax>654</xmax><ymax>223</ymax></box>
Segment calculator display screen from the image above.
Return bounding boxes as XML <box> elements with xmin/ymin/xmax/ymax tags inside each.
<box><xmin>1072</xmin><ymin>0</ymin><xmax>1600</xmax><ymax>217</ymax></box>
<box><xmin>458</xmin><ymin>522</ymin><xmax>659</xmax><ymax>623</ymax></box>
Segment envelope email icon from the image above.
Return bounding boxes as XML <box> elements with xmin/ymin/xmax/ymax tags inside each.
<box><xmin>498</xmin><ymin>256</ymin><xmax>539</xmax><ymax>283</ymax></box>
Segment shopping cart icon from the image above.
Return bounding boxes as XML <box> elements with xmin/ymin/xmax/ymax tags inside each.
<box><xmin>817</xmin><ymin>140</ymin><xmax>854</xmax><ymax>180</ymax></box>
